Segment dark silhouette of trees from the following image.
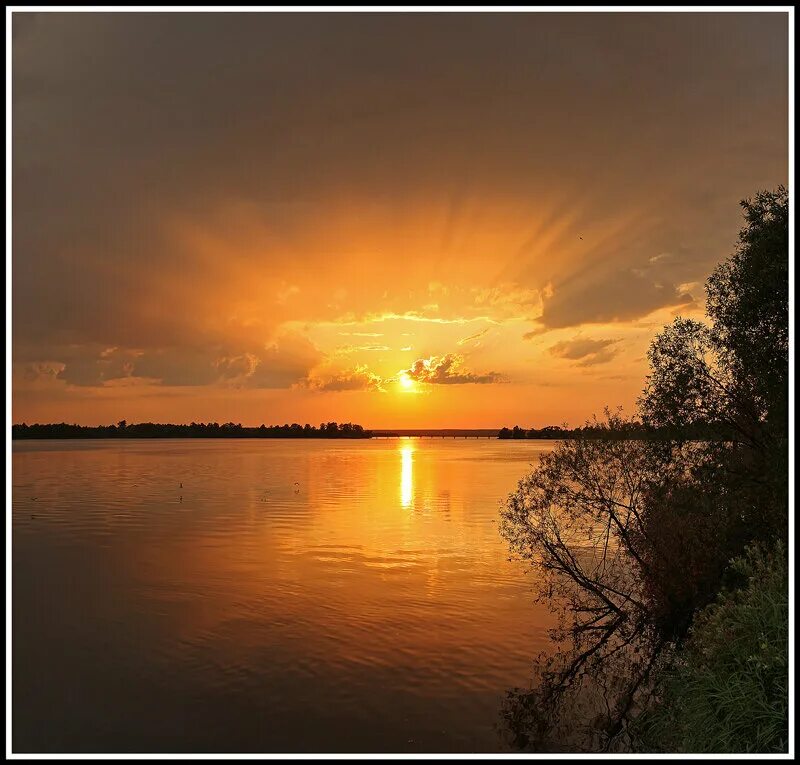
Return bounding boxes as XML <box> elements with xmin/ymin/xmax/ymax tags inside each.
<box><xmin>500</xmin><ymin>410</ymin><xmax>678</xmax><ymax>751</ymax></box>
<box><xmin>12</xmin><ymin>421</ymin><xmax>372</xmax><ymax>439</ymax></box>
<box><xmin>641</xmin><ymin>186</ymin><xmax>788</xmax><ymax>542</ymax></box>
<box><xmin>499</xmin><ymin>188</ymin><xmax>789</xmax><ymax>752</ymax></box>
<box><xmin>497</xmin><ymin>422</ymin><xmax>726</xmax><ymax>441</ymax></box>
<box><xmin>706</xmin><ymin>187</ymin><xmax>788</xmax><ymax>433</ymax></box>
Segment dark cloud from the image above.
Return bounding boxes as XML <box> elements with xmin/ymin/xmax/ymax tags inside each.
<box><xmin>17</xmin><ymin>331</ymin><xmax>323</xmax><ymax>390</ymax></box>
<box><xmin>17</xmin><ymin>361</ymin><xmax>65</xmax><ymax>385</ymax></box>
<box><xmin>248</xmin><ymin>332</ymin><xmax>325</xmax><ymax>389</ymax></box>
<box><xmin>549</xmin><ymin>337</ymin><xmax>621</xmax><ymax>367</ymax></box>
<box><xmin>538</xmin><ymin>267</ymin><xmax>696</xmax><ymax>329</ymax></box>
<box><xmin>56</xmin><ymin>347</ymin><xmax>139</xmax><ymax>386</ymax></box>
<box><xmin>531</xmin><ymin>239</ymin><xmax>712</xmax><ymax>329</ymax></box>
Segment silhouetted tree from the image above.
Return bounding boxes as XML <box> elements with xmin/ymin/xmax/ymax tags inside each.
<box><xmin>641</xmin><ymin>186</ymin><xmax>788</xmax><ymax>541</ymax></box>
<box><xmin>499</xmin><ymin>188</ymin><xmax>789</xmax><ymax>752</ymax></box>
<box><xmin>500</xmin><ymin>410</ymin><xmax>675</xmax><ymax>751</ymax></box>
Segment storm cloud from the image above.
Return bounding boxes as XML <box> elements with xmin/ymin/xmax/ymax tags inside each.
<box><xmin>549</xmin><ymin>337</ymin><xmax>621</xmax><ymax>367</ymax></box>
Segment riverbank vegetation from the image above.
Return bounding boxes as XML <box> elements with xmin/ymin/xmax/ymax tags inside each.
<box><xmin>632</xmin><ymin>541</ymin><xmax>788</xmax><ymax>753</ymax></box>
<box><xmin>497</xmin><ymin>422</ymin><xmax>728</xmax><ymax>440</ymax></box>
<box><xmin>499</xmin><ymin>188</ymin><xmax>788</xmax><ymax>753</ymax></box>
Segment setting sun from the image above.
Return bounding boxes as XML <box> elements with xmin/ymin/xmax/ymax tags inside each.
<box><xmin>398</xmin><ymin>373</ymin><xmax>415</xmax><ymax>391</ymax></box>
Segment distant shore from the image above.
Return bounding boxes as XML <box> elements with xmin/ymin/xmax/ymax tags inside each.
<box><xmin>11</xmin><ymin>422</ymin><xmax>372</xmax><ymax>439</ymax></box>
<box><xmin>13</xmin><ymin>422</ymin><xmax>728</xmax><ymax>441</ymax></box>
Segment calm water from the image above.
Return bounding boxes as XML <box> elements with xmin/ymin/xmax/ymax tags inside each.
<box><xmin>12</xmin><ymin>438</ymin><xmax>555</xmax><ymax>753</ymax></box>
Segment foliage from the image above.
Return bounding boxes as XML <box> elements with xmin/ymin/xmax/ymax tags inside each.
<box><xmin>499</xmin><ymin>188</ymin><xmax>789</xmax><ymax>752</ymax></box>
<box><xmin>706</xmin><ymin>187</ymin><xmax>789</xmax><ymax>433</ymax></box>
<box><xmin>497</xmin><ymin>422</ymin><xmax>727</xmax><ymax>440</ymax></box>
<box><xmin>642</xmin><ymin>187</ymin><xmax>787</xmax><ymax>441</ymax></box>
<box><xmin>500</xmin><ymin>410</ymin><xmax>672</xmax><ymax>750</ymax></box>
<box><xmin>640</xmin><ymin>188</ymin><xmax>788</xmax><ymax>542</ymax></box>
<box><xmin>632</xmin><ymin>542</ymin><xmax>788</xmax><ymax>753</ymax></box>
<box><xmin>498</xmin><ymin>409</ymin><xmax>748</xmax><ymax>750</ymax></box>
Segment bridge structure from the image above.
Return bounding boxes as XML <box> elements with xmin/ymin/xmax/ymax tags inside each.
<box><xmin>370</xmin><ymin>429</ymin><xmax>499</xmax><ymax>439</ymax></box>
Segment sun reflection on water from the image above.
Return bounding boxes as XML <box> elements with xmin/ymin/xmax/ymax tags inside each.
<box><xmin>400</xmin><ymin>443</ymin><xmax>414</xmax><ymax>508</ymax></box>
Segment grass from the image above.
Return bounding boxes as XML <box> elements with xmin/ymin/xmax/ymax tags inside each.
<box><xmin>633</xmin><ymin>541</ymin><xmax>788</xmax><ymax>753</ymax></box>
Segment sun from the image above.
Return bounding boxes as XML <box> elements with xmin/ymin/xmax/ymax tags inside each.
<box><xmin>398</xmin><ymin>373</ymin><xmax>415</xmax><ymax>391</ymax></box>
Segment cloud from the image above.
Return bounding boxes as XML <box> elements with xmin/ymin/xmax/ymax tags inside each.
<box><xmin>11</xmin><ymin>12</ymin><xmax>788</xmax><ymax>419</ymax></box>
<box><xmin>214</xmin><ymin>352</ymin><xmax>260</xmax><ymax>386</ymax></box>
<box><xmin>457</xmin><ymin>327</ymin><xmax>491</xmax><ymax>346</ymax></box>
<box><xmin>334</xmin><ymin>343</ymin><xmax>391</xmax><ymax>355</ymax></box>
<box><xmin>16</xmin><ymin>330</ymin><xmax>323</xmax><ymax>390</ymax></box>
<box><xmin>549</xmin><ymin>337</ymin><xmax>621</xmax><ymax>367</ymax></box>
<box><xmin>226</xmin><ymin>330</ymin><xmax>324</xmax><ymax>389</ymax></box>
<box><xmin>536</xmin><ymin>268</ymin><xmax>697</xmax><ymax>329</ymax></box>
<box><xmin>15</xmin><ymin>361</ymin><xmax>66</xmax><ymax>386</ymax></box>
<box><xmin>403</xmin><ymin>353</ymin><xmax>507</xmax><ymax>385</ymax></box>
<box><xmin>127</xmin><ymin>348</ymin><xmax>220</xmax><ymax>387</ymax></box>
<box><xmin>522</xmin><ymin>326</ymin><xmax>547</xmax><ymax>340</ymax></box>
<box><xmin>49</xmin><ymin>346</ymin><xmax>142</xmax><ymax>387</ymax></box>
<box><xmin>301</xmin><ymin>365</ymin><xmax>385</xmax><ymax>392</ymax></box>
<box><xmin>275</xmin><ymin>283</ymin><xmax>300</xmax><ymax>305</ymax></box>
<box><xmin>470</xmin><ymin>285</ymin><xmax>544</xmax><ymax>321</ymax></box>
<box><xmin>352</xmin><ymin>311</ymin><xmax>495</xmax><ymax>326</ymax></box>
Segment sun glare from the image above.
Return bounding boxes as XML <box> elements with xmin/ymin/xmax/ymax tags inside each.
<box><xmin>398</xmin><ymin>373</ymin><xmax>415</xmax><ymax>391</ymax></box>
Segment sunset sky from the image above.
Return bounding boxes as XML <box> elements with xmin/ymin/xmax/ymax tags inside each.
<box><xmin>12</xmin><ymin>11</ymin><xmax>788</xmax><ymax>428</ymax></box>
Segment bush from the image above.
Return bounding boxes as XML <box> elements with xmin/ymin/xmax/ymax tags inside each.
<box><xmin>633</xmin><ymin>542</ymin><xmax>788</xmax><ymax>753</ymax></box>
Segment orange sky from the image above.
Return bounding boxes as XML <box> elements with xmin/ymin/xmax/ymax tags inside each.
<box><xmin>12</xmin><ymin>11</ymin><xmax>789</xmax><ymax>427</ymax></box>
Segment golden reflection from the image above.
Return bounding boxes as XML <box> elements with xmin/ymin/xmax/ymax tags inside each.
<box><xmin>400</xmin><ymin>443</ymin><xmax>414</xmax><ymax>507</ymax></box>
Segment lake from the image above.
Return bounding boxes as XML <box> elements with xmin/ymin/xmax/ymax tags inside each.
<box><xmin>12</xmin><ymin>438</ymin><xmax>556</xmax><ymax>753</ymax></box>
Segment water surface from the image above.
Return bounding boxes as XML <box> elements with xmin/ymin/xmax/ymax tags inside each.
<box><xmin>12</xmin><ymin>438</ymin><xmax>554</xmax><ymax>753</ymax></box>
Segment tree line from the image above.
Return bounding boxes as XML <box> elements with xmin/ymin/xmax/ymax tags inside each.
<box><xmin>497</xmin><ymin>422</ymin><xmax>729</xmax><ymax>440</ymax></box>
<box><xmin>12</xmin><ymin>421</ymin><xmax>373</xmax><ymax>439</ymax></box>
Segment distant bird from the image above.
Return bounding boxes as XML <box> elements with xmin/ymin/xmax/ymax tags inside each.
<box><xmin>179</xmin><ymin>482</ymin><xmax>183</xmax><ymax>488</ymax></box>
<box><xmin>579</xmin><ymin>236</ymin><xmax>584</xmax><ymax>240</ymax></box>
<box><xmin>30</xmin><ymin>497</ymin><xmax>37</xmax><ymax>501</ymax></box>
